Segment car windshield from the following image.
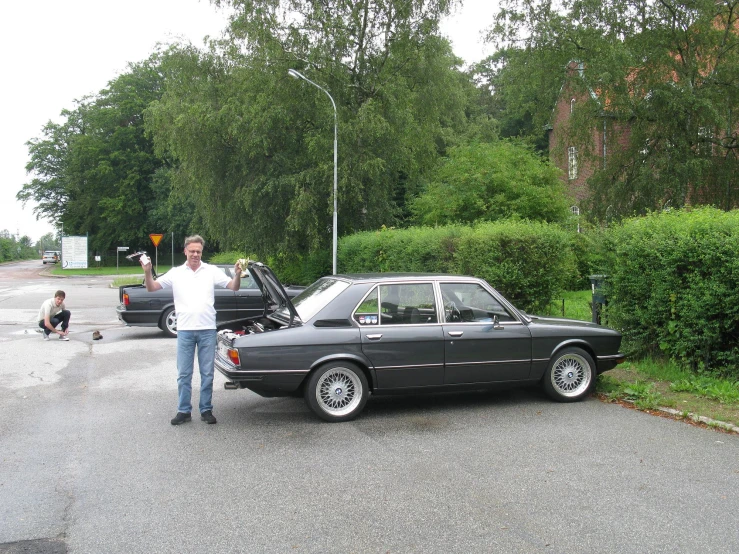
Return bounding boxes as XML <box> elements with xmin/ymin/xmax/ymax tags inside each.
<box><xmin>275</xmin><ymin>277</ymin><xmax>349</xmax><ymax>322</ymax></box>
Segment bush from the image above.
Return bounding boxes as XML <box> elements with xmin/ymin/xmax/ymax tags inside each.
<box><xmin>340</xmin><ymin>225</ymin><xmax>470</xmax><ymax>274</ymax></box>
<box><xmin>266</xmin><ymin>250</ymin><xmax>331</xmax><ymax>286</ymax></box>
<box><xmin>605</xmin><ymin>207</ymin><xmax>739</xmax><ymax>376</ymax></box>
<box><xmin>454</xmin><ymin>221</ymin><xmax>576</xmax><ymax>313</ymax></box>
<box><xmin>339</xmin><ymin>220</ymin><xmax>575</xmax><ymax>313</ymax></box>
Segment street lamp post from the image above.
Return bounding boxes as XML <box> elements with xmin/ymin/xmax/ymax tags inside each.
<box><xmin>288</xmin><ymin>69</ymin><xmax>338</xmax><ymax>275</ymax></box>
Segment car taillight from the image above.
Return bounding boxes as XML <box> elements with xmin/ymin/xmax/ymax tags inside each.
<box><xmin>123</xmin><ymin>293</ymin><xmax>130</xmax><ymax>306</ymax></box>
<box><xmin>227</xmin><ymin>348</ymin><xmax>241</xmax><ymax>366</ymax></box>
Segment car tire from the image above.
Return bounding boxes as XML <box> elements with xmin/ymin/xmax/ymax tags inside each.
<box><xmin>304</xmin><ymin>362</ymin><xmax>369</xmax><ymax>422</ymax></box>
<box><xmin>542</xmin><ymin>347</ymin><xmax>595</xmax><ymax>402</ymax></box>
<box><xmin>159</xmin><ymin>307</ymin><xmax>178</xmax><ymax>338</ymax></box>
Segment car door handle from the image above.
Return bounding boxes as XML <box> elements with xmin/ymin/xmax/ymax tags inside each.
<box><xmin>448</xmin><ymin>331</ymin><xmax>464</xmax><ymax>337</ymax></box>
<box><xmin>366</xmin><ymin>334</ymin><xmax>383</xmax><ymax>340</ymax></box>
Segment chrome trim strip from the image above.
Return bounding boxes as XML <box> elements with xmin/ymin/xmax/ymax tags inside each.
<box><xmin>373</xmin><ymin>363</ymin><xmax>444</xmax><ymax>371</ymax></box>
<box><xmin>445</xmin><ymin>359</ymin><xmax>530</xmax><ymax>367</ymax></box>
<box><xmin>597</xmin><ymin>354</ymin><xmax>624</xmax><ymax>361</ymax></box>
<box><xmin>218</xmin><ymin>367</ymin><xmax>311</xmax><ymax>375</ymax></box>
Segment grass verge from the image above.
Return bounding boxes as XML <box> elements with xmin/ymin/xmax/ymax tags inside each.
<box><xmin>542</xmin><ymin>290</ymin><xmax>593</xmax><ymax>322</ymax></box>
<box><xmin>545</xmin><ymin>290</ymin><xmax>739</xmax><ymax>433</ymax></box>
<box><xmin>596</xmin><ymin>360</ymin><xmax>739</xmax><ymax>432</ymax></box>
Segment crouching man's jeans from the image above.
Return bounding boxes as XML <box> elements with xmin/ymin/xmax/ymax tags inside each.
<box><xmin>176</xmin><ymin>329</ymin><xmax>217</xmax><ymax>414</ymax></box>
<box><xmin>38</xmin><ymin>309</ymin><xmax>71</xmax><ymax>336</ymax></box>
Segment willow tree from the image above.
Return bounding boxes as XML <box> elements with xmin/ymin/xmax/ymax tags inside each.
<box><xmin>146</xmin><ymin>0</ymin><xmax>472</xmax><ymax>257</ymax></box>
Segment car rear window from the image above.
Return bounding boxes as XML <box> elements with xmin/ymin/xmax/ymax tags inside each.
<box><xmin>277</xmin><ymin>278</ymin><xmax>349</xmax><ymax>321</ymax></box>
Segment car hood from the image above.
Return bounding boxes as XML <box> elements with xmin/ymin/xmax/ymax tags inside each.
<box><xmin>527</xmin><ymin>314</ymin><xmax>616</xmax><ymax>332</ymax></box>
<box><xmin>247</xmin><ymin>261</ymin><xmax>301</xmax><ymax>326</ymax></box>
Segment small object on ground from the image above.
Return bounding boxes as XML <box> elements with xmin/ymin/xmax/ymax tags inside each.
<box><xmin>93</xmin><ymin>331</ymin><xmax>103</xmax><ymax>341</ymax></box>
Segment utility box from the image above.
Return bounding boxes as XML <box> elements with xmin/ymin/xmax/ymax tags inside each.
<box><xmin>589</xmin><ymin>274</ymin><xmax>608</xmax><ymax>324</ymax></box>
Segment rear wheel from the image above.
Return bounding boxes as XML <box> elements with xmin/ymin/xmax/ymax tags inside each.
<box><xmin>159</xmin><ymin>307</ymin><xmax>178</xmax><ymax>338</ymax></box>
<box><xmin>542</xmin><ymin>347</ymin><xmax>595</xmax><ymax>402</ymax></box>
<box><xmin>304</xmin><ymin>362</ymin><xmax>369</xmax><ymax>422</ymax></box>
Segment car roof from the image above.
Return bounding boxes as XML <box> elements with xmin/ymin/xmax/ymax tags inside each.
<box><xmin>333</xmin><ymin>273</ymin><xmax>480</xmax><ymax>284</ymax></box>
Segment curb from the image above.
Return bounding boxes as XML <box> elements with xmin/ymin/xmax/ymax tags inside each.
<box><xmin>656</xmin><ymin>405</ymin><xmax>739</xmax><ymax>434</ymax></box>
<box><xmin>600</xmin><ymin>395</ymin><xmax>739</xmax><ymax>435</ymax></box>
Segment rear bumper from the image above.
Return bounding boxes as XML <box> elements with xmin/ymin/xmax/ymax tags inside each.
<box><xmin>214</xmin><ymin>354</ymin><xmax>307</xmax><ymax>396</ymax></box>
<box><xmin>116</xmin><ymin>305</ymin><xmax>160</xmax><ymax>327</ymax></box>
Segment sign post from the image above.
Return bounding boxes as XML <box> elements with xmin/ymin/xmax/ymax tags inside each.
<box><xmin>149</xmin><ymin>234</ymin><xmax>164</xmax><ymax>274</ymax></box>
<box><xmin>116</xmin><ymin>247</ymin><xmax>129</xmax><ymax>274</ymax></box>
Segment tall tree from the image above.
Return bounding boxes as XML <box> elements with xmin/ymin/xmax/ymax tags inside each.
<box><xmin>487</xmin><ymin>0</ymin><xmax>739</xmax><ymax>217</ymax></box>
<box><xmin>146</xmin><ymin>0</ymin><xmax>472</xmax><ymax>257</ymax></box>
<box><xmin>18</xmin><ymin>54</ymin><xmax>194</xmax><ymax>253</ymax></box>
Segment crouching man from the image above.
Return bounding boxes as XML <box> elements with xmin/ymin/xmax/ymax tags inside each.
<box><xmin>39</xmin><ymin>290</ymin><xmax>71</xmax><ymax>341</ymax></box>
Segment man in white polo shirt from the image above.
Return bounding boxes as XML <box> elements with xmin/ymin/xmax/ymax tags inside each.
<box><xmin>142</xmin><ymin>235</ymin><xmax>242</xmax><ymax>426</ymax></box>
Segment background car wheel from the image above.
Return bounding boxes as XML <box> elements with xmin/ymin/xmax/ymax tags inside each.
<box><xmin>304</xmin><ymin>362</ymin><xmax>369</xmax><ymax>422</ymax></box>
<box><xmin>542</xmin><ymin>347</ymin><xmax>595</xmax><ymax>402</ymax></box>
<box><xmin>159</xmin><ymin>307</ymin><xmax>178</xmax><ymax>338</ymax></box>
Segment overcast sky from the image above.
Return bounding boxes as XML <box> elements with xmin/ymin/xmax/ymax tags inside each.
<box><xmin>0</xmin><ymin>0</ymin><xmax>496</xmax><ymax>242</ymax></box>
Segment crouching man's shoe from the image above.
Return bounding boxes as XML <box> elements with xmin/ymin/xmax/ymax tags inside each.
<box><xmin>170</xmin><ymin>412</ymin><xmax>192</xmax><ymax>426</ymax></box>
<box><xmin>200</xmin><ymin>410</ymin><xmax>217</xmax><ymax>424</ymax></box>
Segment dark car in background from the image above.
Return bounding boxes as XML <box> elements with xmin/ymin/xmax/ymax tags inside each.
<box><xmin>116</xmin><ymin>264</ymin><xmax>305</xmax><ymax>337</ymax></box>
<box><xmin>215</xmin><ymin>262</ymin><xmax>625</xmax><ymax>422</ymax></box>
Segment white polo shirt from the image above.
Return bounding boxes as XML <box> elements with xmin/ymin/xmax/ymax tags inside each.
<box><xmin>156</xmin><ymin>262</ymin><xmax>231</xmax><ymax>331</ymax></box>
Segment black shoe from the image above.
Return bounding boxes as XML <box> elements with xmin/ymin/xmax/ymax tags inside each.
<box><xmin>200</xmin><ymin>410</ymin><xmax>217</xmax><ymax>424</ymax></box>
<box><xmin>170</xmin><ymin>412</ymin><xmax>191</xmax><ymax>425</ymax></box>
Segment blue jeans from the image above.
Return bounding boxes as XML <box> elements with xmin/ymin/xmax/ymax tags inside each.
<box><xmin>38</xmin><ymin>310</ymin><xmax>71</xmax><ymax>336</ymax></box>
<box><xmin>176</xmin><ymin>329</ymin><xmax>217</xmax><ymax>414</ymax></box>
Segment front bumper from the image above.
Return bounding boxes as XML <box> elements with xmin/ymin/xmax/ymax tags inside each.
<box><xmin>596</xmin><ymin>353</ymin><xmax>626</xmax><ymax>372</ymax></box>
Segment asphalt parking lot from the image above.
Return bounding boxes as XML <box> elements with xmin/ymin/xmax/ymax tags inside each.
<box><xmin>1</xmin><ymin>261</ymin><xmax>738</xmax><ymax>554</ymax></box>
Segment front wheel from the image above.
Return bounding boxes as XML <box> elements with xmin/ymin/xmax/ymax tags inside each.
<box><xmin>304</xmin><ymin>362</ymin><xmax>369</xmax><ymax>422</ymax></box>
<box><xmin>542</xmin><ymin>347</ymin><xmax>595</xmax><ymax>402</ymax></box>
<box><xmin>159</xmin><ymin>307</ymin><xmax>178</xmax><ymax>338</ymax></box>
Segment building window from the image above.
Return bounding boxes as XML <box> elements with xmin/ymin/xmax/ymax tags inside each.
<box><xmin>568</xmin><ymin>147</ymin><xmax>578</xmax><ymax>180</ymax></box>
<box><xmin>698</xmin><ymin>126</ymin><xmax>714</xmax><ymax>156</ymax></box>
<box><xmin>570</xmin><ymin>98</ymin><xmax>576</xmax><ymax>114</ymax></box>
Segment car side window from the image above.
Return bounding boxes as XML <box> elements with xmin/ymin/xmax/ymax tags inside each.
<box><xmin>219</xmin><ymin>266</ymin><xmax>256</xmax><ymax>290</ymax></box>
<box><xmin>379</xmin><ymin>284</ymin><xmax>437</xmax><ymax>325</ymax></box>
<box><xmin>354</xmin><ymin>288</ymin><xmax>380</xmax><ymax>325</ymax></box>
<box><xmin>239</xmin><ymin>275</ymin><xmax>257</xmax><ymax>290</ymax></box>
<box><xmin>439</xmin><ymin>283</ymin><xmax>515</xmax><ymax>323</ymax></box>
<box><xmin>353</xmin><ymin>284</ymin><xmax>438</xmax><ymax>326</ymax></box>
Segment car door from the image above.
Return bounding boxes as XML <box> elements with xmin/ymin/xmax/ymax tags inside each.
<box><xmin>439</xmin><ymin>282</ymin><xmax>532</xmax><ymax>384</ymax></box>
<box><xmin>356</xmin><ymin>283</ymin><xmax>445</xmax><ymax>389</ymax></box>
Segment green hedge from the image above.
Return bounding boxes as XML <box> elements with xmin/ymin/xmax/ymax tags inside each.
<box><xmin>339</xmin><ymin>221</ymin><xmax>575</xmax><ymax>313</ymax></box>
<box><xmin>605</xmin><ymin>207</ymin><xmax>739</xmax><ymax>374</ymax></box>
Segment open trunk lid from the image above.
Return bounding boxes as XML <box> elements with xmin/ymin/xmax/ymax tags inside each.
<box><xmin>247</xmin><ymin>261</ymin><xmax>301</xmax><ymax>327</ymax></box>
